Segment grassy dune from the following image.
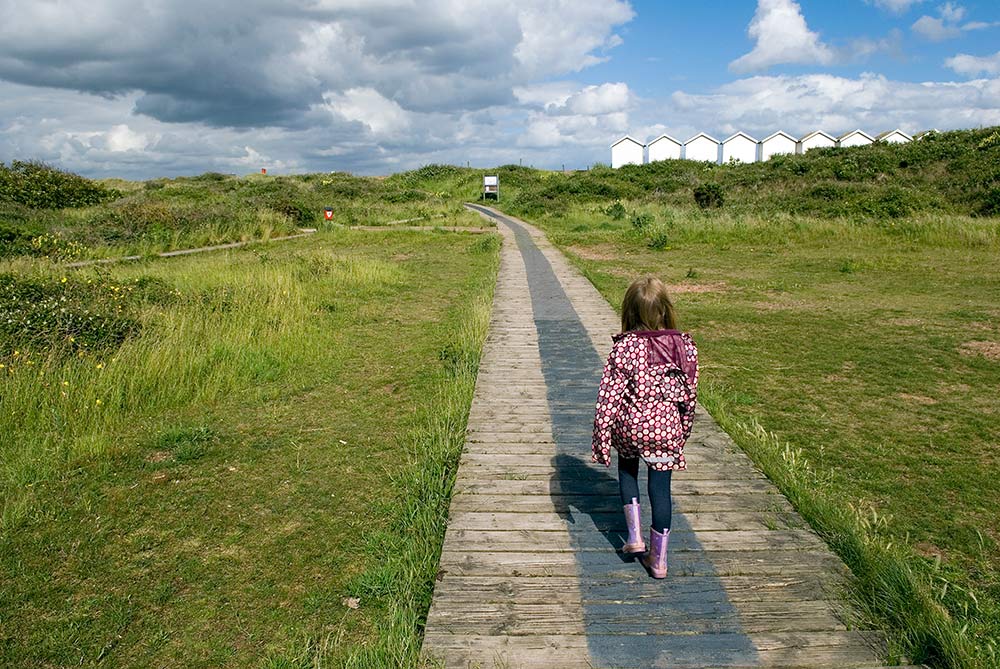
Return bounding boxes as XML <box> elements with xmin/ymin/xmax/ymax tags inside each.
<box><xmin>0</xmin><ymin>229</ymin><xmax>499</xmax><ymax>667</ymax></box>
<box><xmin>1</xmin><ymin>167</ymin><xmax>489</xmax><ymax>262</ymax></box>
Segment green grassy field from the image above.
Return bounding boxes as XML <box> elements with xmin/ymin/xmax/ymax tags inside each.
<box><xmin>3</xmin><ymin>128</ymin><xmax>999</xmax><ymax>667</ymax></box>
<box><xmin>0</xmin><ymin>228</ymin><xmax>499</xmax><ymax>667</ymax></box>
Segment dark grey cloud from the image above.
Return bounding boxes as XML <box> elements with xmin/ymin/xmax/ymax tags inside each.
<box><xmin>0</xmin><ymin>0</ymin><xmax>641</xmax><ymax>177</ymax></box>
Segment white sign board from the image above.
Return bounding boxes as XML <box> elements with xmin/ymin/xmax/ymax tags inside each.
<box><xmin>483</xmin><ymin>176</ymin><xmax>498</xmax><ymax>186</ymax></box>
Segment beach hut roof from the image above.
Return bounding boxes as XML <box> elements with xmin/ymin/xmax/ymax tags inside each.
<box><xmin>684</xmin><ymin>132</ymin><xmax>720</xmax><ymax>144</ymax></box>
<box><xmin>838</xmin><ymin>129</ymin><xmax>875</xmax><ymax>141</ymax></box>
<box><xmin>799</xmin><ymin>130</ymin><xmax>836</xmax><ymax>142</ymax></box>
<box><xmin>648</xmin><ymin>133</ymin><xmax>682</xmax><ymax>146</ymax></box>
<box><xmin>722</xmin><ymin>131</ymin><xmax>758</xmax><ymax>144</ymax></box>
<box><xmin>611</xmin><ymin>135</ymin><xmax>644</xmax><ymax>148</ymax></box>
<box><xmin>876</xmin><ymin>129</ymin><xmax>913</xmax><ymax>141</ymax></box>
<box><xmin>762</xmin><ymin>131</ymin><xmax>797</xmax><ymax>143</ymax></box>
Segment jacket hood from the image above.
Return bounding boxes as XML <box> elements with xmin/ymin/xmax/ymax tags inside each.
<box><xmin>614</xmin><ymin>329</ymin><xmax>696</xmax><ymax>387</ymax></box>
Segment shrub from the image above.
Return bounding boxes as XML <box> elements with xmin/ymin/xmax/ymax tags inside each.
<box><xmin>631</xmin><ymin>213</ymin><xmax>654</xmax><ymax>230</ymax></box>
<box><xmin>693</xmin><ymin>183</ymin><xmax>724</xmax><ymax>209</ymax></box>
<box><xmin>977</xmin><ymin>131</ymin><xmax>1000</xmax><ymax>151</ymax></box>
<box><xmin>0</xmin><ymin>160</ymin><xmax>121</xmax><ymax>209</ymax></box>
<box><xmin>0</xmin><ymin>274</ymin><xmax>169</xmax><ymax>353</ymax></box>
<box><xmin>861</xmin><ymin>188</ymin><xmax>911</xmax><ymax>219</ymax></box>
<box><xmin>974</xmin><ymin>188</ymin><xmax>1000</xmax><ymax>217</ymax></box>
<box><xmin>647</xmin><ymin>226</ymin><xmax>670</xmax><ymax>250</ymax></box>
<box><xmin>470</xmin><ymin>235</ymin><xmax>501</xmax><ymax>254</ymax></box>
<box><xmin>605</xmin><ymin>201</ymin><xmax>626</xmax><ymax>220</ymax></box>
<box><xmin>269</xmin><ymin>199</ymin><xmax>316</xmax><ymax>224</ymax></box>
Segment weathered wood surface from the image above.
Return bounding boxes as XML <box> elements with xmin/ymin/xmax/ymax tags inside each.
<box><xmin>420</xmin><ymin>205</ymin><xmax>893</xmax><ymax>668</ymax></box>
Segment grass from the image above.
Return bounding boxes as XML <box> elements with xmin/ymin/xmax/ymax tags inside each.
<box><xmin>482</xmin><ymin>198</ymin><xmax>1000</xmax><ymax>668</ymax></box>
<box><xmin>0</xmin><ymin>227</ymin><xmax>499</xmax><ymax>667</ymax></box>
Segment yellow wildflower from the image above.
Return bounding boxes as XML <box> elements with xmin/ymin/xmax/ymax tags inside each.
<box><xmin>62</xmin><ymin>380</ymin><xmax>69</xmax><ymax>386</ymax></box>
<box><xmin>61</xmin><ymin>277</ymin><xmax>68</xmax><ymax>283</ymax></box>
<box><xmin>96</xmin><ymin>399</ymin><xmax>103</xmax><ymax>406</ymax></box>
<box><xmin>96</xmin><ymin>363</ymin><xmax>104</xmax><ymax>370</ymax></box>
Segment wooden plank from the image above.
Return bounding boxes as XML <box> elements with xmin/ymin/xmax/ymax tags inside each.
<box><xmin>429</xmin><ymin>575</ymin><xmax>843</xmax><ymax>605</ymax></box>
<box><xmin>426</xmin><ymin>600</ymin><xmax>846</xmax><ymax>635</ymax></box>
<box><xmin>441</xmin><ymin>528</ymin><xmax>827</xmax><ymax>553</ymax></box>
<box><xmin>454</xmin><ymin>462</ymin><xmax>765</xmax><ymax>478</ymax></box>
<box><xmin>448</xmin><ymin>493</ymin><xmax>792</xmax><ymax>514</ymax></box>
<box><xmin>445</xmin><ymin>510</ymin><xmax>802</xmax><ymax>533</ymax></box>
<box><xmin>437</xmin><ymin>549</ymin><xmax>849</xmax><ymax>579</ymax></box>
<box><xmin>453</xmin><ymin>478</ymin><xmax>776</xmax><ymax>496</ymax></box>
<box><xmin>423</xmin><ymin>631</ymin><xmax>884</xmax><ymax>668</ymax></box>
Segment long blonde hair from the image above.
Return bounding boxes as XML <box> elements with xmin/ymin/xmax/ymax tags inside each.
<box><xmin>621</xmin><ymin>276</ymin><xmax>676</xmax><ymax>332</ymax></box>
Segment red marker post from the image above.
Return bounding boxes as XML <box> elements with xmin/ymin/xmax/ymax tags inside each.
<box><xmin>323</xmin><ymin>207</ymin><xmax>334</xmax><ymax>221</ymax></box>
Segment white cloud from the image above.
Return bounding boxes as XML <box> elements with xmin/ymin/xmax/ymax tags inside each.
<box><xmin>911</xmin><ymin>3</ymin><xmax>998</xmax><ymax>41</ymax></box>
<box><xmin>512</xmin><ymin>82</ymin><xmax>578</xmax><ymax>108</ymax></box>
<box><xmin>867</xmin><ymin>0</ymin><xmax>925</xmax><ymax>13</ymax></box>
<box><xmin>730</xmin><ymin>0</ymin><xmax>835</xmax><ymax>73</ymax></box>
<box><xmin>323</xmin><ymin>88</ymin><xmax>411</xmax><ymax>136</ymax></box>
<box><xmin>517</xmin><ymin>82</ymin><xmax>633</xmax><ymax>149</ymax></box>
<box><xmin>105</xmin><ymin>124</ymin><xmax>151</xmax><ymax>152</ymax></box>
<box><xmin>664</xmin><ymin>73</ymin><xmax>1000</xmax><ymax>140</ymax></box>
<box><xmin>562</xmin><ymin>83</ymin><xmax>633</xmax><ymax>115</ymax></box>
<box><xmin>912</xmin><ymin>15</ymin><xmax>961</xmax><ymax>40</ymax></box>
<box><xmin>513</xmin><ymin>1</ymin><xmax>634</xmax><ymax>77</ymax></box>
<box><xmin>945</xmin><ymin>51</ymin><xmax>1000</xmax><ymax>77</ymax></box>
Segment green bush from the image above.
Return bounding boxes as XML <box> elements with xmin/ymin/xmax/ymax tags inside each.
<box><xmin>631</xmin><ymin>213</ymin><xmax>654</xmax><ymax>230</ymax></box>
<box><xmin>0</xmin><ymin>161</ymin><xmax>121</xmax><ymax>209</ymax></box>
<box><xmin>975</xmin><ymin>188</ymin><xmax>1000</xmax><ymax>217</ymax></box>
<box><xmin>0</xmin><ymin>274</ymin><xmax>170</xmax><ymax>353</ymax></box>
<box><xmin>605</xmin><ymin>201</ymin><xmax>626</xmax><ymax>220</ymax></box>
<box><xmin>647</xmin><ymin>226</ymin><xmax>670</xmax><ymax>250</ymax></box>
<box><xmin>693</xmin><ymin>183</ymin><xmax>724</xmax><ymax>209</ymax></box>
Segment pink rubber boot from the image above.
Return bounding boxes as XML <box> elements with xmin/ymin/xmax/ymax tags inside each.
<box><xmin>622</xmin><ymin>498</ymin><xmax>645</xmax><ymax>554</ymax></box>
<box><xmin>641</xmin><ymin>528</ymin><xmax>670</xmax><ymax>579</ymax></box>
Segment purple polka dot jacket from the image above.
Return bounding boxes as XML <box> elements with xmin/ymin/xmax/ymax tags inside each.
<box><xmin>592</xmin><ymin>329</ymin><xmax>699</xmax><ymax>470</ymax></box>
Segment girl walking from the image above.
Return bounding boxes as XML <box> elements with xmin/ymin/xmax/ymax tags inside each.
<box><xmin>592</xmin><ymin>276</ymin><xmax>699</xmax><ymax>578</ymax></box>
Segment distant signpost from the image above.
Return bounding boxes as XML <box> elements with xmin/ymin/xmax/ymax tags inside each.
<box><xmin>323</xmin><ymin>207</ymin><xmax>334</xmax><ymax>221</ymax></box>
<box><xmin>482</xmin><ymin>175</ymin><xmax>499</xmax><ymax>201</ymax></box>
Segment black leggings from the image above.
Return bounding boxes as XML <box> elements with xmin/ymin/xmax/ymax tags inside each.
<box><xmin>618</xmin><ymin>457</ymin><xmax>672</xmax><ymax>532</ymax></box>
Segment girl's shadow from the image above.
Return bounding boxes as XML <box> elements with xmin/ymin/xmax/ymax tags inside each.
<box><xmin>549</xmin><ymin>451</ymin><xmax>635</xmax><ymax>562</ymax></box>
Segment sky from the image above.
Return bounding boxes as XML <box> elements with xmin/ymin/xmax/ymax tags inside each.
<box><xmin>0</xmin><ymin>0</ymin><xmax>998</xmax><ymax>178</ymax></box>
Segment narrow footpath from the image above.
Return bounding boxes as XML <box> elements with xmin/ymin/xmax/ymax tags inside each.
<box><xmin>421</xmin><ymin>204</ymin><xmax>902</xmax><ymax>668</ymax></box>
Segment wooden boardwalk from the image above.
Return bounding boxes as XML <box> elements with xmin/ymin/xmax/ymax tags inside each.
<box><xmin>422</xmin><ymin>205</ymin><xmax>904</xmax><ymax>668</ymax></box>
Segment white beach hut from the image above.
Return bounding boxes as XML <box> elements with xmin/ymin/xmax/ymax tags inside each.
<box><xmin>876</xmin><ymin>129</ymin><xmax>912</xmax><ymax>144</ymax></box>
<box><xmin>647</xmin><ymin>134</ymin><xmax>683</xmax><ymax>162</ymax></box>
<box><xmin>611</xmin><ymin>135</ymin><xmax>644</xmax><ymax>168</ymax></box>
<box><xmin>684</xmin><ymin>133</ymin><xmax>721</xmax><ymax>164</ymax></box>
<box><xmin>722</xmin><ymin>132</ymin><xmax>759</xmax><ymax>164</ymax></box>
<box><xmin>611</xmin><ymin>135</ymin><xmax>645</xmax><ymax>167</ymax></box>
<box><xmin>760</xmin><ymin>131</ymin><xmax>797</xmax><ymax>161</ymax></box>
<box><xmin>798</xmin><ymin>130</ymin><xmax>837</xmax><ymax>153</ymax></box>
<box><xmin>837</xmin><ymin>129</ymin><xmax>875</xmax><ymax>148</ymax></box>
